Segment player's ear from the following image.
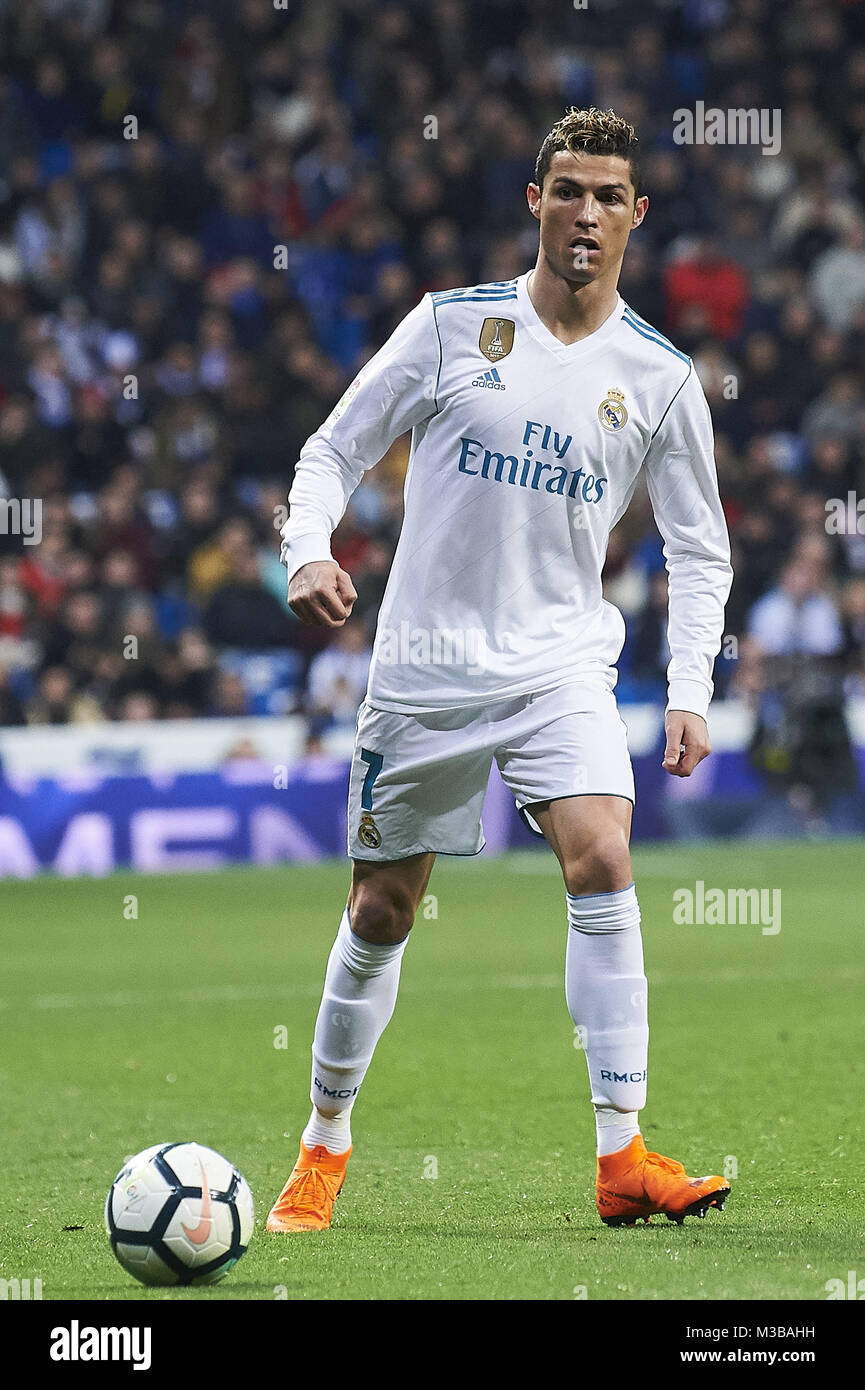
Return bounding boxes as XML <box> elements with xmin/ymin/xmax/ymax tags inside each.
<box><xmin>631</xmin><ymin>194</ymin><xmax>648</xmax><ymax>229</ymax></box>
<box><xmin>526</xmin><ymin>182</ymin><xmax>542</xmax><ymax>219</ymax></box>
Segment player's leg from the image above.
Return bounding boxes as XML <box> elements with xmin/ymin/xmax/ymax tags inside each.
<box><xmin>268</xmin><ymin>698</ymin><xmax>491</xmax><ymax>1234</ymax></box>
<box><xmin>529</xmin><ymin>792</ymin><xmax>646</xmax><ymax>1153</ymax></box>
<box><xmin>499</xmin><ymin>681</ymin><xmax>730</xmax><ymax>1224</ymax></box>
<box><xmin>308</xmin><ymin>853</ymin><xmax>436</xmax><ymax>1149</ymax></box>
<box><xmin>266</xmin><ymin>853</ymin><xmax>434</xmax><ymax>1233</ymax></box>
<box><xmin>531</xmin><ymin>790</ymin><xmax>730</xmax><ymax>1224</ymax></box>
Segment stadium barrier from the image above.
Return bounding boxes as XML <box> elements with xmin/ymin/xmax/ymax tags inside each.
<box><xmin>2</xmin><ymin>704</ymin><xmax>863</xmax><ymax>876</ymax></box>
<box><xmin>3</xmin><ymin>748</ymin><xmax>865</xmax><ymax>878</ymax></box>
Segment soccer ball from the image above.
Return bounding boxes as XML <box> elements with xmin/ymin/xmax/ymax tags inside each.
<box><xmin>105</xmin><ymin>1141</ymin><xmax>254</xmax><ymax>1286</ymax></box>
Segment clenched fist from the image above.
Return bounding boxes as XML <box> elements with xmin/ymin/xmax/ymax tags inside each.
<box><xmin>662</xmin><ymin>710</ymin><xmax>711</xmax><ymax>778</ymax></box>
<box><xmin>288</xmin><ymin>560</ymin><xmax>357</xmax><ymax>627</ymax></box>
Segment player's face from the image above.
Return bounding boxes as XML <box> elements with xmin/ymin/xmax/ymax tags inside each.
<box><xmin>527</xmin><ymin>150</ymin><xmax>648</xmax><ymax>286</ymax></box>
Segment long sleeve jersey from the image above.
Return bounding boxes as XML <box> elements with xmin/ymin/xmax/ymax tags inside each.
<box><xmin>280</xmin><ymin>272</ymin><xmax>733</xmax><ymax>719</ymax></box>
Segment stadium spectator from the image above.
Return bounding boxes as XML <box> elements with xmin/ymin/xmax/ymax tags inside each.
<box><xmin>0</xmin><ymin>665</ymin><xmax>25</xmax><ymax>725</ymax></box>
<box><xmin>305</xmin><ymin>622</ymin><xmax>372</xmax><ymax>729</ymax></box>
<box><xmin>809</xmin><ymin>219</ymin><xmax>865</xmax><ymax>331</ymax></box>
<box><xmin>627</xmin><ymin>571</ymin><xmax>670</xmax><ymax>696</ymax></box>
<box><xmin>662</xmin><ymin>234</ymin><xmax>749</xmax><ymax>343</ymax></box>
<box><xmin>202</xmin><ymin>542</ymin><xmax>293</xmax><ymax>649</ymax></box>
<box><xmin>747</xmin><ymin>557</ymin><xmax>844</xmax><ymax>659</ymax></box>
<box><xmin>27</xmin><ymin>664</ymin><xmax>101</xmax><ymax>724</ymax></box>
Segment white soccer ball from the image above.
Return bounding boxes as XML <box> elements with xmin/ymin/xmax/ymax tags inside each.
<box><xmin>105</xmin><ymin>1141</ymin><xmax>254</xmax><ymax>1286</ymax></box>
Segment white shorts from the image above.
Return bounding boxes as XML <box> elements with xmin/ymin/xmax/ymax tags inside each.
<box><xmin>347</xmin><ymin>679</ymin><xmax>635</xmax><ymax>861</ymax></box>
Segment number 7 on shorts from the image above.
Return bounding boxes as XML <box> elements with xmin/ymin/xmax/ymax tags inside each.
<box><xmin>359</xmin><ymin>748</ymin><xmax>383</xmax><ymax>811</ymax></box>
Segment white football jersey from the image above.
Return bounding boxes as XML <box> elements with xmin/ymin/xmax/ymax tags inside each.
<box><xmin>280</xmin><ymin>272</ymin><xmax>733</xmax><ymax>718</ymax></box>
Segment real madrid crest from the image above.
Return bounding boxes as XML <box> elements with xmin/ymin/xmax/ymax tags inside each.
<box><xmin>598</xmin><ymin>387</ymin><xmax>628</xmax><ymax>431</ymax></box>
<box><xmin>479</xmin><ymin>317</ymin><xmax>515</xmax><ymax>363</ymax></box>
<box><xmin>358</xmin><ymin>813</ymin><xmax>382</xmax><ymax>850</ymax></box>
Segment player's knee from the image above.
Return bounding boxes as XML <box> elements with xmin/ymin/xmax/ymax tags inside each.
<box><xmin>563</xmin><ymin>831</ymin><xmax>631</xmax><ymax>897</ymax></box>
<box><xmin>348</xmin><ymin>881</ymin><xmax>414</xmax><ymax>944</ymax></box>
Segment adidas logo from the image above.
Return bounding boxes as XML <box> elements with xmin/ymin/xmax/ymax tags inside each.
<box><xmin>471</xmin><ymin>367</ymin><xmax>506</xmax><ymax>390</ymax></box>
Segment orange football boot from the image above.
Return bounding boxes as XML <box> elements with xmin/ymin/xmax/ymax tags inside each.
<box><xmin>266</xmin><ymin>1140</ymin><xmax>352</xmax><ymax>1233</ymax></box>
<box><xmin>596</xmin><ymin>1135</ymin><xmax>730</xmax><ymax>1226</ymax></box>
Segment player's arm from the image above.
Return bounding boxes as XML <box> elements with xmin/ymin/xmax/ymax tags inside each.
<box><xmin>281</xmin><ymin>295</ymin><xmax>441</xmax><ymax>627</ymax></box>
<box><xmin>643</xmin><ymin>364</ymin><xmax>733</xmax><ymax>777</ymax></box>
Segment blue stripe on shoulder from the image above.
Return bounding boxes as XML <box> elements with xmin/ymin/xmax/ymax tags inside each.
<box><xmin>432</xmin><ymin>293</ymin><xmax>518</xmax><ymax>307</ymax></box>
<box><xmin>623</xmin><ymin>306</ymin><xmax>678</xmax><ymax>345</ymax></box>
<box><xmin>431</xmin><ymin>291</ymin><xmax>518</xmax><ymax>302</ymax></box>
<box><xmin>622</xmin><ymin>306</ymin><xmax>691</xmax><ymax>359</ymax></box>
<box><xmin>431</xmin><ymin>279</ymin><xmax>517</xmax><ymax>303</ymax></box>
<box><xmin>623</xmin><ymin>304</ymin><xmax>667</xmax><ymax>333</ymax></box>
<box><xmin>463</xmin><ymin>282</ymin><xmax>518</xmax><ymax>294</ymax></box>
<box><xmin>622</xmin><ymin>311</ymin><xmax>691</xmax><ymax>365</ymax></box>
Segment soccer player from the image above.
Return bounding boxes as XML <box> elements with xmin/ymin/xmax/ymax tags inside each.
<box><xmin>268</xmin><ymin>108</ymin><xmax>734</xmax><ymax>1232</ymax></box>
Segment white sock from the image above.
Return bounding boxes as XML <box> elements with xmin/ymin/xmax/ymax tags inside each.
<box><xmin>305</xmin><ymin>907</ymin><xmax>409</xmax><ymax>1153</ymax></box>
<box><xmin>594</xmin><ymin>1105</ymin><xmax>641</xmax><ymax>1157</ymax></box>
<box><xmin>303</xmin><ymin>1108</ymin><xmax>352</xmax><ymax>1155</ymax></box>
<box><xmin>565</xmin><ymin>884</ymin><xmax>649</xmax><ymax>1154</ymax></box>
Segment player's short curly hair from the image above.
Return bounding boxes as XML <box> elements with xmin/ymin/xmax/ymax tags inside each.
<box><xmin>534</xmin><ymin>107</ymin><xmax>641</xmax><ymax>199</ymax></box>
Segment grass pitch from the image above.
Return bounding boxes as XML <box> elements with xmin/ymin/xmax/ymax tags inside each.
<box><xmin>2</xmin><ymin>841</ymin><xmax>862</xmax><ymax>1301</ymax></box>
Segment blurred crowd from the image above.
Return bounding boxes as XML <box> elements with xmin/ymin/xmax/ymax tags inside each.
<box><xmin>1</xmin><ymin>0</ymin><xmax>865</xmax><ymax>757</ymax></box>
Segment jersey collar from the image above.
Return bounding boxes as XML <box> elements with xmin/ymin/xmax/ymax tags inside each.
<box><xmin>517</xmin><ymin>271</ymin><xmax>626</xmax><ymax>358</ymax></box>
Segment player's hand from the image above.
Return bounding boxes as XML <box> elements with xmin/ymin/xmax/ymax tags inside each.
<box><xmin>662</xmin><ymin>710</ymin><xmax>711</xmax><ymax>777</ymax></box>
<box><xmin>288</xmin><ymin>560</ymin><xmax>357</xmax><ymax>627</ymax></box>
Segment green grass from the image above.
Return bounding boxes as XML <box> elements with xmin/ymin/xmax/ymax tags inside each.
<box><xmin>2</xmin><ymin>841</ymin><xmax>862</xmax><ymax>1301</ymax></box>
